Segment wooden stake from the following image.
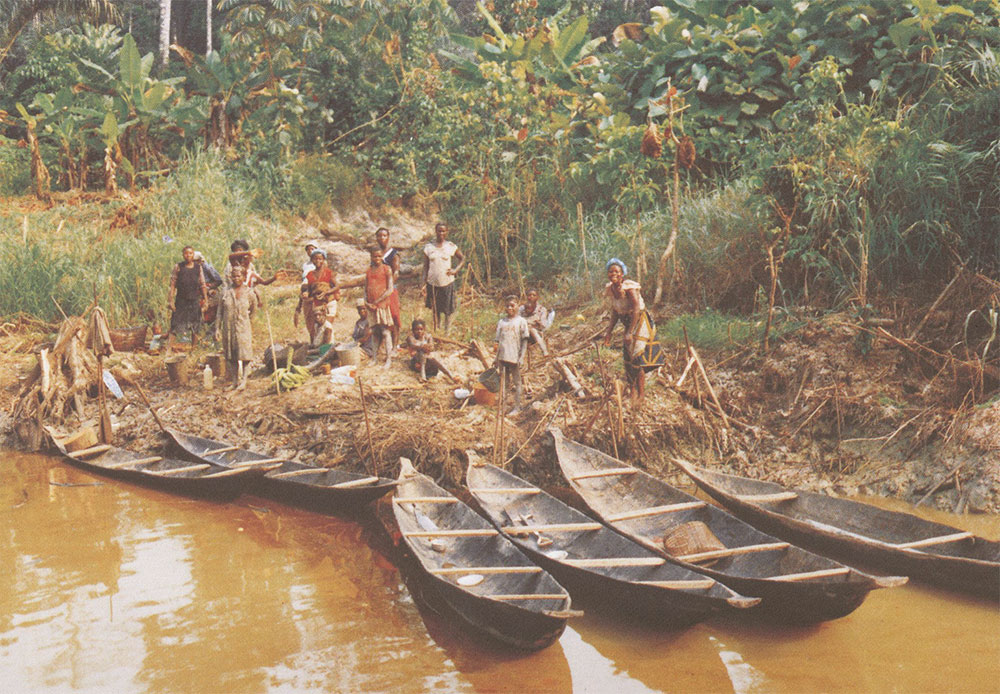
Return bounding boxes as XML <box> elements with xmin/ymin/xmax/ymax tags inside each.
<box><xmin>688</xmin><ymin>344</ymin><xmax>730</xmax><ymax>430</ymax></box>
<box><xmin>263</xmin><ymin>297</ymin><xmax>281</xmax><ymax>396</ymax></box>
<box><xmin>577</xmin><ymin>201</ymin><xmax>588</xmax><ymax>277</ymax></box>
<box><xmin>497</xmin><ymin>366</ymin><xmax>507</xmax><ymax>466</ymax></box>
<box><xmin>357</xmin><ymin>374</ymin><xmax>378</xmax><ymax>476</ymax></box>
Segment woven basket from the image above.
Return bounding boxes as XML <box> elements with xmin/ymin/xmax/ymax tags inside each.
<box><xmin>109</xmin><ymin>325</ymin><xmax>148</xmax><ymax>352</ymax></box>
<box><xmin>662</xmin><ymin>521</ymin><xmax>726</xmax><ymax>565</ymax></box>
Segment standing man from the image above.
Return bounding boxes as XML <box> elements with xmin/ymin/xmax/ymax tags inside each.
<box><xmin>422</xmin><ymin>222</ymin><xmax>464</xmax><ymax>334</ymax></box>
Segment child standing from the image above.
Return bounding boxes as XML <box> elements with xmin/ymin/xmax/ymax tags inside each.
<box><xmin>494</xmin><ymin>295</ymin><xmax>529</xmax><ymax>415</ymax></box>
<box><xmin>519</xmin><ymin>288</ymin><xmax>550</xmax><ymax>357</ymax></box>
<box><xmin>215</xmin><ymin>264</ymin><xmax>255</xmax><ymax>390</ymax></box>
<box><xmin>365</xmin><ymin>246</ymin><xmax>395</xmax><ymax>367</ymax></box>
<box><xmin>352</xmin><ymin>299</ymin><xmax>375</xmax><ymax>358</ymax></box>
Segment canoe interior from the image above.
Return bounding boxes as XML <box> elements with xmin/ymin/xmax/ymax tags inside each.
<box><xmin>48</xmin><ymin>437</ymin><xmax>249</xmax><ymax>499</ymax></box>
<box><xmin>167</xmin><ymin>428</ymin><xmax>395</xmax><ymax>494</ymax></box>
<box><xmin>465</xmin><ymin>462</ymin><xmax>749</xmax><ymax>608</ymax></box>
<box><xmin>393</xmin><ymin>473</ymin><xmax>570</xmax><ymax>614</ymax></box>
<box><xmin>553</xmin><ymin>430</ymin><xmax>874</xmax><ymax>584</ymax></box>
<box><xmin>684</xmin><ymin>463</ymin><xmax>1000</xmax><ymax>565</ymax></box>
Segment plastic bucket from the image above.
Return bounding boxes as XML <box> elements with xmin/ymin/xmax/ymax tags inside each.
<box><xmin>478</xmin><ymin>366</ymin><xmax>501</xmax><ymax>393</ymax></box>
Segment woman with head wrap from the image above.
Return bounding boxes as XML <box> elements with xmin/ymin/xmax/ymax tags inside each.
<box><xmin>602</xmin><ymin>258</ymin><xmax>665</xmax><ymax>403</ymax></box>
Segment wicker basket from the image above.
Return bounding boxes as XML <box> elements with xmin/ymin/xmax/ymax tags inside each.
<box><xmin>109</xmin><ymin>325</ymin><xmax>148</xmax><ymax>352</ymax></box>
<box><xmin>662</xmin><ymin>521</ymin><xmax>726</xmax><ymax>565</ymax></box>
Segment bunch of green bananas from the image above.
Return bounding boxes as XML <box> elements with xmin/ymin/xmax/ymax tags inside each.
<box><xmin>272</xmin><ymin>350</ymin><xmax>310</xmax><ymax>391</ymax></box>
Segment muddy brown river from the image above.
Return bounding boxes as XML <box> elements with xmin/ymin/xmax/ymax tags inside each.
<box><xmin>2</xmin><ymin>451</ymin><xmax>997</xmax><ymax>692</ymax></box>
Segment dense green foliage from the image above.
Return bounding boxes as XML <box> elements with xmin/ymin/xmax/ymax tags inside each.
<box><xmin>0</xmin><ymin>0</ymin><xmax>997</xmax><ymax>321</ymax></box>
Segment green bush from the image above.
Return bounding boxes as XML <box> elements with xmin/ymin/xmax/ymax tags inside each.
<box><xmin>284</xmin><ymin>154</ymin><xmax>359</xmax><ymax>215</ymax></box>
<box><xmin>0</xmin><ymin>137</ymin><xmax>32</xmax><ymax>196</ymax></box>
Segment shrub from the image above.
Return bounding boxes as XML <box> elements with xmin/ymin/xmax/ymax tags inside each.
<box><xmin>0</xmin><ymin>137</ymin><xmax>32</xmax><ymax>196</ymax></box>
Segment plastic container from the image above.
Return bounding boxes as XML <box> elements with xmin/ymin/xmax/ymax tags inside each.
<box><xmin>329</xmin><ymin>365</ymin><xmax>356</xmax><ymax>385</ymax></box>
<box><xmin>478</xmin><ymin>366</ymin><xmax>501</xmax><ymax>393</ymax></box>
<box><xmin>202</xmin><ymin>364</ymin><xmax>214</xmax><ymax>390</ymax></box>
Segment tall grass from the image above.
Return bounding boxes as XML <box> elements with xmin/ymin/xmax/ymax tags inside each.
<box><xmin>0</xmin><ymin>149</ymin><xmax>293</xmax><ymax>325</ymax></box>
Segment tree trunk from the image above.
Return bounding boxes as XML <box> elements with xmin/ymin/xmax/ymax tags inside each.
<box><xmin>26</xmin><ymin>120</ymin><xmax>51</xmax><ymax>202</ymax></box>
<box><xmin>206</xmin><ymin>0</ymin><xmax>212</xmax><ymax>55</ymax></box>
<box><xmin>158</xmin><ymin>0</ymin><xmax>171</xmax><ymax>68</ymax></box>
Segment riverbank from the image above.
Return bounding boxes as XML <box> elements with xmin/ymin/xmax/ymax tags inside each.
<box><xmin>2</xmin><ymin>256</ymin><xmax>998</xmax><ymax>515</ymax></box>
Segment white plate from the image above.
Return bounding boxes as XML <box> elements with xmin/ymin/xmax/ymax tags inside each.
<box><xmin>545</xmin><ymin>550</ymin><xmax>568</xmax><ymax>561</ymax></box>
<box><xmin>457</xmin><ymin>574</ymin><xmax>485</xmax><ymax>587</ymax></box>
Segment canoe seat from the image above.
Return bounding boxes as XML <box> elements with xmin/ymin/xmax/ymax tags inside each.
<box><xmin>502</xmin><ymin>522</ymin><xmax>602</xmax><ymax>535</ymax></box>
<box><xmin>104</xmin><ymin>456</ymin><xmax>162</xmax><ymax>470</ymax></box>
<box><xmin>430</xmin><ymin>566</ymin><xmax>543</xmax><ymax>576</ymax></box>
<box><xmin>468</xmin><ymin>487</ymin><xmax>541</xmax><ymax>495</ymax></box>
<box><xmin>393</xmin><ymin>497</ymin><xmax>461</xmax><ymax>504</ymax></box>
<box><xmin>487</xmin><ymin>594</ymin><xmax>568</xmax><ymax>601</ymax></box>
<box><xmin>766</xmin><ymin>567</ymin><xmax>851</xmax><ymax>582</ymax></box>
<box><xmin>733</xmin><ymin>491</ymin><xmax>798</xmax><ymax>503</ymax></box>
<box><xmin>894</xmin><ymin>532</ymin><xmax>973</xmax><ymax>550</ymax></box>
<box><xmin>637</xmin><ymin>579</ymin><xmax>716</xmax><ymax>590</ymax></box>
<box><xmin>332</xmin><ymin>476</ymin><xmax>380</xmax><ymax>488</ymax></box>
<box><xmin>607</xmin><ymin>501</ymin><xmax>707</xmax><ymax>522</ymax></box>
<box><xmin>571</xmin><ymin>468</ymin><xmax>638</xmax><ymax>481</ymax></box>
<box><xmin>675</xmin><ymin>541</ymin><xmax>790</xmax><ymax>563</ymax></box>
<box><xmin>147</xmin><ymin>463</ymin><xmax>211</xmax><ymax>476</ymax></box>
<box><xmin>564</xmin><ymin>557</ymin><xmax>666</xmax><ymax>568</ymax></box>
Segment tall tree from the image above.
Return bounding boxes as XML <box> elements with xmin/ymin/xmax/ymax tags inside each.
<box><xmin>158</xmin><ymin>0</ymin><xmax>170</xmax><ymax>67</ymax></box>
<box><xmin>0</xmin><ymin>0</ymin><xmax>118</xmax><ymax>67</ymax></box>
<box><xmin>205</xmin><ymin>0</ymin><xmax>211</xmax><ymax>54</ymax></box>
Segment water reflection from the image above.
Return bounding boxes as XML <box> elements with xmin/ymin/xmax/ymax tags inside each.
<box><xmin>2</xmin><ymin>451</ymin><xmax>998</xmax><ymax>693</ymax></box>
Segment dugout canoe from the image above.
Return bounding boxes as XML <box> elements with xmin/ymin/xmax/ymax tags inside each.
<box><xmin>166</xmin><ymin>428</ymin><xmax>396</xmax><ymax>512</ymax></box>
<box><xmin>466</xmin><ymin>460</ymin><xmax>760</xmax><ymax>628</ymax></box>
<box><xmin>552</xmin><ymin>428</ymin><xmax>904</xmax><ymax>623</ymax></box>
<box><xmin>673</xmin><ymin>458</ymin><xmax>1000</xmax><ymax>600</ymax></box>
<box><xmin>392</xmin><ymin>459</ymin><xmax>572</xmax><ymax>651</ymax></box>
<box><xmin>49</xmin><ymin>432</ymin><xmax>258</xmax><ymax>500</ymax></box>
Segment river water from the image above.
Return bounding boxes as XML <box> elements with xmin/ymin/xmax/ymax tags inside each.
<box><xmin>2</xmin><ymin>451</ymin><xmax>997</xmax><ymax>693</ymax></box>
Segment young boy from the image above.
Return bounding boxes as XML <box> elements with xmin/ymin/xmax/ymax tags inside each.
<box><xmin>352</xmin><ymin>298</ymin><xmax>375</xmax><ymax>358</ymax></box>
<box><xmin>364</xmin><ymin>245</ymin><xmax>395</xmax><ymax>367</ymax></box>
<box><xmin>406</xmin><ymin>319</ymin><xmax>438</xmax><ymax>381</ymax></box>
<box><xmin>406</xmin><ymin>319</ymin><xmax>457</xmax><ymax>383</ymax></box>
<box><xmin>495</xmin><ymin>295</ymin><xmax>529</xmax><ymax>415</ymax></box>
<box><xmin>519</xmin><ymin>288</ymin><xmax>550</xmax><ymax>357</ymax></box>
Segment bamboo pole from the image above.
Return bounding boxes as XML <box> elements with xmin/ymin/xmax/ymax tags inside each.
<box><xmin>263</xmin><ymin>298</ymin><xmax>281</xmax><ymax>395</ymax></box>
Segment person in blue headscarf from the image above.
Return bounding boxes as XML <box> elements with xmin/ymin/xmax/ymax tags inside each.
<box><xmin>602</xmin><ymin>258</ymin><xmax>665</xmax><ymax>403</ymax></box>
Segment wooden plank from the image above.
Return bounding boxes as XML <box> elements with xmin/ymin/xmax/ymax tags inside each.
<box><xmin>468</xmin><ymin>487</ymin><xmax>541</xmax><ymax>495</ymax></box>
<box><xmin>733</xmin><ymin>491</ymin><xmax>798</xmax><ymax>503</ymax></box>
<box><xmin>233</xmin><ymin>457</ymin><xmax>285</xmax><ymax>467</ymax></box>
<box><xmin>636</xmin><ymin>579</ymin><xmax>716</xmax><ymax>590</ymax></box>
<box><xmin>563</xmin><ymin>557</ymin><xmax>666</xmax><ymax>568</ymax></box>
<box><xmin>766</xmin><ymin>567</ymin><xmax>850</xmax><ymax>582</ymax></box>
<box><xmin>607</xmin><ymin>502</ymin><xmax>706</xmax><ymax>522</ymax></box>
<box><xmin>429</xmin><ymin>566</ymin><xmax>544</xmax><ymax>576</ymax></box>
<box><xmin>676</xmin><ymin>542</ymin><xmax>789</xmax><ymax>563</ymax></box>
<box><xmin>269</xmin><ymin>468</ymin><xmax>325</xmax><ymax>479</ymax></box>
<box><xmin>202</xmin><ymin>445</ymin><xmax>239</xmax><ymax>456</ymax></box>
<box><xmin>331</xmin><ymin>476</ymin><xmax>380</xmax><ymax>489</ymax></box>
<box><xmin>147</xmin><ymin>464</ymin><xmax>211</xmax><ymax>476</ymax></box>
<box><xmin>71</xmin><ymin>444</ymin><xmax>112</xmax><ymax>459</ymax></box>
<box><xmin>393</xmin><ymin>497</ymin><xmax>461</xmax><ymax>504</ymax></box>
<box><xmin>203</xmin><ymin>467</ymin><xmax>256</xmax><ymax>478</ymax></box>
<box><xmin>104</xmin><ymin>456</ymin><xmax>162</xmax><ymax>470</ymax></box>
<box><xmin>501</xmin><ymin>522</ymin><xmax>602</xmax><ymax>534</ymax></box>
<box><xmin>487</xmin><ymin>594</ymin><xmax>568</xmax><ymax>601</ymax></box>
<box><xmin>404</xmin><ymin>529</ymin><xmax>499</xmax><ymax>538</ymax></box>
<box><xmin>571</xmin><ymin>468</ymin><xmax>638</xmax><ymax>481</ymax></box>
<box><xmin>894</xmin><ymin>532</ymin><xmax>973</xmax><ymax>550</ymax></box>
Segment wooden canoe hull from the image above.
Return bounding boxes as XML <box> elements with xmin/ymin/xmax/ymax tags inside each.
<box><xmin>674</xmin><ymin>460</ymin><xmax>1000</xmax><ymax>600</ymax></box>
<box><xmin>552</xmin><ymin>429</ymin><xmax>894</xmax><ymax>623</ymax></box>
<box><xmin>50</xmin><ymin>439</ymin><xmax>251</xmax><ymax>501</ymax></box>
<box><xmin>166</xmin><ymin>429</ymin><xmax>396</xmax><ymax>512</ymax></box>
<box><xmin>466</xmin><ymin>461</ymin><xmax>762</xmax><ymax>630</ymax></box>
<box><xmin>393</xmin><ymin>465</ymin><xmax>571</xmax><ymax>651</ymax></box>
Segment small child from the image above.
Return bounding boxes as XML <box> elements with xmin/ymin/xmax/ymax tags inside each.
<box><xmin>311</xmin><ymin>282</ymin><xmax>338</xmax><ymax>346</ymax></box>
<box><xmin>495</xmin><ymin>295</ymin><xmax>529</xmax><ymax>414</ymax></box>
<box><xmin>352</xmin><ymin>298</ymin><xmax>375</xmax><ymax>358</ymax></box>
<box><xmin>407</xmin><ymin>319</ymin><xmax>438</xmax><ymax>381</ymax></box>
<box><xmin>406</xmin><ymin>319</ymin><xmax>457</xmax><ymax>382</ymax></box>
<box><xmin>519</xmin><ymin>288</ymin><xmax>550</xmax><ymax>357</ymax></box>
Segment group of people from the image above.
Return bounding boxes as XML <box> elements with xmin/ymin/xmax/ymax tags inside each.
<box><xmin>165</xmin><ymin>224</ymin><xmax>665</xmax><ymax>403</ymax></box>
